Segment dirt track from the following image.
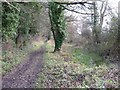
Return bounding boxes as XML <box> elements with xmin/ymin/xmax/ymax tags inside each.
<box><xmin>2</xmin><ymin>46</ymin><xmax>45</xmax><ymax>88</ymax></box>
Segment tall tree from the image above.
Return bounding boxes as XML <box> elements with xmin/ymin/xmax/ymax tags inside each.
<box><xmin>49</xmin><ymin>2</ymin><xmax>66</xmax><ymax>52</ymax></box>
<box><xmin>92</xmin><ymin>2</ymin><xmax>100</xmax><ymax>48</ymax></box>
<box><xmin>117</xmin><ymin>1</ymin><xmax>120</xmax><ymax>60</ymax></box>
<box><xmin>99</xmin><ymin>0</ymin><xmax>108</xmax><ymax>30</ymax></box>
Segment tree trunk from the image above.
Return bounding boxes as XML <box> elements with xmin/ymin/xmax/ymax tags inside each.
<box><xmin>92</xmin><ymin>2</ymin><xmax>100</xmax><ymax>47</ymax></box>
<box><xmin>117</xmin><ymin>2</ymin><xmax>120</xmax><ymax>60</ymax></box>
<box><xmin>48</xmin><ymin>2</ymin><xmax>66</xmax><ymax>52</ymax></box>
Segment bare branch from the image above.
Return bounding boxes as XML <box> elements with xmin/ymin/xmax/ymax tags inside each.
<box><xmin>61</xmin><ymin>5</ymin><xmax>93</xmax><ymax>15</ymax></box>
<box><xmin>67</xmin><ymin>20</ymin><xmax>81</xmax><ymax>22</ymax></box>
<box><xmin>3</xmin><ymin>0</ymin><xmax>20</xmax><ymax>11</ymax></box>
<box><xmin>55</xmin><ymin>2</ymin><xmax>94</xmax><ymax>6</ymax></box>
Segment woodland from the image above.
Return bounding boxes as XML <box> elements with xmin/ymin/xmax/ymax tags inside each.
<box><xmin>0</xmin><ymin>0</ymin><xmax>120</xmax><ymax>88</ymax></box>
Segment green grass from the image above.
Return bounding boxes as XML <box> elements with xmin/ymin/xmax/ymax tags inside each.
<box><xmin>44</xmin><ymin>43</ymin><xmax>65</xmax><ymax>67</ymax></box>
<box><xmin>35</xmin><ymin>42</ymin><xmax>118</xmax><ymax>88</ymax></box>
<box><xmin>35</xmin><ymin>43</ymin><xmax>66</xmax><ymax>88</ymax></box>
<box><xmin>2</xmin><ymin>49</ymin><xmax>27</xmax><ymax>75</ymax></box>
<box><xmin>72</xmin><ymin>48</ymin><xmax>105</xmax><ymax>67</ymax></box>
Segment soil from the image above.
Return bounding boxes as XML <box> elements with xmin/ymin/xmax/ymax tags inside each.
<box><xmin>2</xmin><ymin>45</ymin><xmax>45</xmax><ymax>88</ymax></box>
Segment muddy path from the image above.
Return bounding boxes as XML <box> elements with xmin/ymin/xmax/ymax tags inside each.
<box><xmin>2</xmin><ymin>45</ymin><xmax>45</xmax><ymax>88</ymax></box>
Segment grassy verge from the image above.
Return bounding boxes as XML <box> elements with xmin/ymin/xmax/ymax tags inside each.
<box><xmin>72</xmin><ymin>48</ymin><xmax>105</xmax><ymax>67</ymax></box>
<box><xmin>35</xmin><ymin>41</ymin><xmax>119</xmax><ymax>88</ymax></box>
<box><xmin>35</xmin><ymin>43</ymin><xmax>65</xmax><ymax>88</ymax></box>
<box><xmin>1</xmin><ymin>37</ymin><xmax>44</xmax><ymax>75</ymax></box>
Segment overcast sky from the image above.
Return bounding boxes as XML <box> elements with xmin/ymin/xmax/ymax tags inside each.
<box><xmin>65</xmin><ymin>0</ymin><xmax>120</xmax><ymax>34</ymax></box>
<box><xmin>108</xmin><ymin>0</ymin><xmax>119</xmax><ymax>10</ymax></box>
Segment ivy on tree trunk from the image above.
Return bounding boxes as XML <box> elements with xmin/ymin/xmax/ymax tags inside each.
<box><xmin>49</xmin><ymin>2</ymin><xmax>66</xmax><ymax>52</ymax></box>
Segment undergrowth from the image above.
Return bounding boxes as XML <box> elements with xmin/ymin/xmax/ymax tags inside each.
<box><xmin>35</xmin><ymin>41</ymin><xmax>119</xmax><ymax>88</ymax></box>
<box><xmin>1</xmin><ymin>37</ymin><xmax>44</xmax><ymax>75</ymax></box>
<box><xmin>72</xmin><ymin>49</ymin><xmax>105</xmax><ymax>67</ymax></box>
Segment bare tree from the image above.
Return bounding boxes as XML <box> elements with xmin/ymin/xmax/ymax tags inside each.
<box><xmin>99</xmin><ymin>0</ymin><xmax>108</xmax><ymax>30</ymax></box>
